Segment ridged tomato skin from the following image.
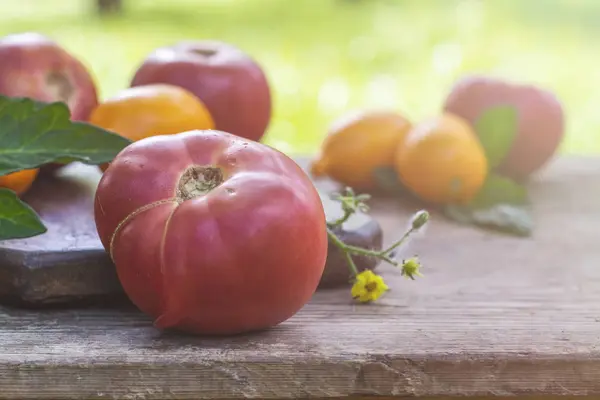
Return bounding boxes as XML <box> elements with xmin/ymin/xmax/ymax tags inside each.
<box><xmin>94</xmin><ymin>129</ymin><xmax>328</xmax><ymax>335</ymax></box>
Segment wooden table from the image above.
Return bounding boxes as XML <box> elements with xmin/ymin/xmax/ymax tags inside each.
<box><xmin>1</xmin><ymin>156</ymin><xmax>599</xmax><ymax>399</ymax></box>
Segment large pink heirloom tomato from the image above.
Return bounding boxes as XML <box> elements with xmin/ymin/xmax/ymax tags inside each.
<box><xmin>443</xmin><ymin>74</ymin><xmax>565</xmax><ymax>181</ymax></box>
<box><xmin>94</xmin><ymin>129</ymin><xmax>328</xmax><ymax>335</ymax></box>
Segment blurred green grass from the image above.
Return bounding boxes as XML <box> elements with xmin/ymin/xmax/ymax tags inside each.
<box><xmin>2</xmin><ymin>0</ymin><xmax>599</xmax><ymax>155</ymax></box>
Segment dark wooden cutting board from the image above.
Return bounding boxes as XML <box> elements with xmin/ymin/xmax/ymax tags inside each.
<box><xmin>0</xmin><ymin>159</ymin><xmax>383</xmax><ymax>307</ymax></box>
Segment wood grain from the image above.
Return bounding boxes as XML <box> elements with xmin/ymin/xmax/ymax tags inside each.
<box><xmin>346</xmin><ymin>397</ymin><xmax>595</xmax><ymax>400</ymax></box>
<box><xmin>1</xmin><ymin>156</ymin><xmax>599</xmax><ymax>399</ymax></box>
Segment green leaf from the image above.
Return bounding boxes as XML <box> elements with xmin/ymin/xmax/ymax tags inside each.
<box><xmin>443</xmin><ymin>203</ymin><xmax>533</xmax><ymax>237</ymax></box>
<box><xmin>0</xmin><ymin>96</ymin><xmax>132</xmax><ymax>176</ymax></box>
<box><xmin>0</xmin><ymin>188</ymin><xmax>46</xmax><ymax>240</ymax></box>
<box><xmin>469</xmin><ymin>173</ymin><xmax>530</xmax><ymax>209</ymax></box>
<box><xmin>442</xmin><ymin>172</ymin><xmax>533</xmax><ymax>237</ymax></box>
<box><xmin>474</xmin><ymin>105</ymin><xmax>519</xmax><ymax>169</ymax></box>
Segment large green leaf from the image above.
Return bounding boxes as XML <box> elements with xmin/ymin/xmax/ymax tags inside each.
<box><xmin>443</xmin><ymin>172</ymin><xmax>533</xmax><ymax>237</ymax></box>
<box><xmin>469</xmin><ymin>173</ymin><xmax>530</xmax><ymax>209</ymax></box>
<box><xmin>0</xmin><ymin>96</ymin><xmax>132</xmax><ymax>176</ymax></box>
<box><xmin>474</xmin><ymin>105</ymin><xmax>519</xmax><ymax>169</ymax></box>
<box><xmin>0</xmin><ymin>188</ymin><xmax>46</xmax><ymax>240</ymax></box>
<box><xmin>443</xmin><ymin>203</ymin><xmax>533</xmax><ymax>237</ymax></box>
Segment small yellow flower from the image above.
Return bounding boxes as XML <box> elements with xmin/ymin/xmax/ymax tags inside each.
<box><xmin>351</xmin><ymin>269</ymin><xmax>389</xmax><ymax>303</ymax></box>
<box><xmin>401</xmin><ymin>257</ymin><xmax>423</xmax><ymax>280</ymax></box>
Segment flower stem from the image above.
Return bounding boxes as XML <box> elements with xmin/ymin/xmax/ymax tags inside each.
<box><xmin>327</xmin><ymin>187</ymin><xmax>370</xmax><ymax>230</ymax></box>
<box><xmin>326</xmin><ymin>226</ymin><xmax>359</xmax><ymax>275</ymax></box>
<box><xmin>381</xmin><ymin>227</ymin><xmax>416</xmax><ymax>256</ymax></box>
<box><xmin>328</xmin><ymin>209</ymin><xmax>352</xmax><ymax>227</ymax></box>
<box><xmin>326</xmin><ymin>187</ymin><xmax>429</xmax><ymax>279</ymax></box>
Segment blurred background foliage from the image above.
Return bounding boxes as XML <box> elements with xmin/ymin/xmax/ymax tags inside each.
<box><xmin>2</xmin><ymin>0</ymin><xmax>597</xmax><ymax>155</ymax></box>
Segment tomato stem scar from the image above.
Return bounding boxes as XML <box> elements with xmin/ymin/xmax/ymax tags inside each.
<box><xmin>46</xmin><ymin>71</ymin><xmax>74</xmax><ymax>103</ymax></box>
<box><xmin>176</xmin><ymin>165</ymin><xmax>224</xmax><ymax>202</ymax></box>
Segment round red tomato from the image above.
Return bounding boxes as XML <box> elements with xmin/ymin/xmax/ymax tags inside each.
<box><xmin>94</xmin><ymin>129</ymin><xmax>328</xmax><ymax>335</ymax></box>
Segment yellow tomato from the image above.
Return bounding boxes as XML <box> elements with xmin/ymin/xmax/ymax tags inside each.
<box><xmin>310</xmin><ymin>109</ymin><xmax>412</xmax><ymax>190</ymax></box>
<box><xmin>0</xmin><ymin>168</ymin><xmax>39</xmax><ymax>197</ymax></box>
<box><xmin>395</xmin><ymin>112</ymin><xmax>488</xmax><ymax>204</ymax></box>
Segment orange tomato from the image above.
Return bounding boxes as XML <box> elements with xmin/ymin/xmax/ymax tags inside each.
<box><xmin>395</xmin><ymin>112</ymin><xmax>488</xmax><ymax>205</ymax></box>
<box><xmin>0</xmin><ymin>168</ymin><xmax>39</xmax><ymax>196</ymax></box>
<box><xmin>310</xmin><ymin>110</ymin><xmax>412</xmax><ymax>190</ymax></box>
<box><xmin>89</xmin><ymin>84</ymin><xmax>215</xmax><ymax>170</ymax></box>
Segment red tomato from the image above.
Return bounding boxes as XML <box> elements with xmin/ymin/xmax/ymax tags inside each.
<box><xmin>94</xmin><ymin>129</ymin><xmax>328</xmax><ymax>335</ymax></box>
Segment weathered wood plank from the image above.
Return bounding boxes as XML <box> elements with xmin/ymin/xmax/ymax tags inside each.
<box><xmin>347</xmin><ymin>397</ymin><xmax>595</xmax><ymax>400</ymax></box>
<box><xmin>0</xmin><ymin>156</ymin><xmax>599</xmax><ymax>399</ymax></box>
<box><xmin>0</xmin><ymin>161</ymin><xmax>382</xmax><ymax>305</ymax></box>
